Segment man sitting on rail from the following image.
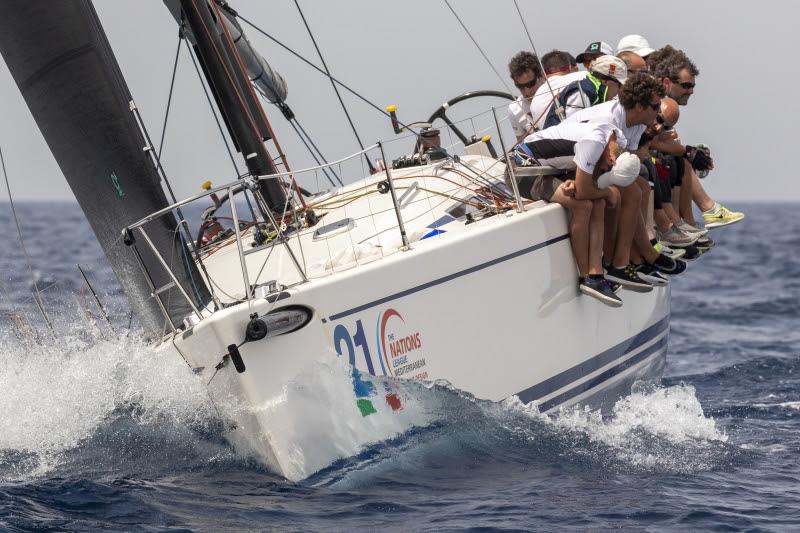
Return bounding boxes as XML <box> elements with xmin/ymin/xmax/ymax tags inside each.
<box><xmin>647</xmin><ymin>45</ymin><xmax>744</xmax><ymax>230</ymax></box>
<box><xmin>528</xmin><ymin>50</ymin><xmax>583</xmax><ymax>131</ymax></box>
<box><xmin>513</xmin><ymin>121</ymin><xmax>632</xmax><ymax>307</ymax></box>
<box><xmin>507</xmin><ymin>51</ymin><xmax>544</xmax><ymax>141</ymax></box>
<box><xmin>542</xmin><ymin>55</ymin><xmax>628</xmax><ymax>129</ymax></box>
<box><xmin>566</xmin><ymin>73</ymin><xmax>684</xmax><ymax>289</ymax></box>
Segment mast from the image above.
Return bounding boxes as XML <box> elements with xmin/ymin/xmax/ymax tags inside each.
<box><xmin>0</xmin><ymin>1</ymin><xmax>210</xmax><ymax>338</ymax></box>
<box><xmin>177</xmin><ymin>0</ymin><xmax>288</xmax><ymax>212</ymax></box>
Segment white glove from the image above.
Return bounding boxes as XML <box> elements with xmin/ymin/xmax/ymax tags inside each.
<box><xmin>596</xmin><ymin>152</ymin><xmax>640</xmax><ymax>189</ymax></box>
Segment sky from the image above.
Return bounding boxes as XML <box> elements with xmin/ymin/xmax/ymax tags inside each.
<box><xmin>1</xmin><ymin>0</ymin><xmax>798</xmax><ymax>202</ymax></box>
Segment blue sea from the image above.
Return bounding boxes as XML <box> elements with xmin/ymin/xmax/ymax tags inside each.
<box><xmin>1</xmin><ymin>201</ymin><xmax>798</xmax><ymax>532</ymax></box>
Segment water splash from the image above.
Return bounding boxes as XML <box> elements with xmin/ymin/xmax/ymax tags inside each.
<box><xmin>0</xmin><ymin>330</ymin><xmax>215</xmax><ymax>482</ymax></box>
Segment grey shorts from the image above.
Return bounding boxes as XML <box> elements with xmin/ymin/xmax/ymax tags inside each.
<box><xmin>531</xmin><ymin>175</ymin><xmax>566</xmax><ymax>202</ymax></box>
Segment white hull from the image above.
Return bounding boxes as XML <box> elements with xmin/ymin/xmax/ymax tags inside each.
<box><xmin>166</xmin><ymin>156</ymin><xmax>670</xmax><ymax>479</ymax></box>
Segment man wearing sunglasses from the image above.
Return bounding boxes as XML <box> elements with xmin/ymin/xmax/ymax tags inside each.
<box><xmin>563</xmin><ymin>73</ymin><xmax>682</xmax><ymax>289</ymax></box>
<box><xmin>507</xmin><ymin>51</ymin><xmax>544</xmax><ymax>141</ymax></box>
<box><xmin>648</xmin><ymin>45</ymin><xmax>744</xmax><ymax>230</ymax></box>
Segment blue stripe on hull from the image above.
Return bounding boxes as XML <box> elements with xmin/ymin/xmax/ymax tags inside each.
<box><xmin>516</xmin><ymin>316</ymin><xmax>669</xmax><ymax>410</ymax></box>
<box><xmin>537</xmin><ymin>336</ymin><xmax>668</xmax><ymax>412</ymax></box>
<box><xmin>328</xmin><ymin>233</ymin><xmax>570</xmax><ymax>321</ymax></box>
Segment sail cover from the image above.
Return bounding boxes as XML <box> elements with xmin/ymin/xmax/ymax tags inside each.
<box><xmin>0</xmin><ymin>0</ymin><xmax>210</xmax><ymax>337</ymax></box>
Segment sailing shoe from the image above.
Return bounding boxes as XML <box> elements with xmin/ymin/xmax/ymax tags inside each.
<box><xmin>650</xmin><ymin>253</ymin><xmax>685</xmax><ymax>275</ymax></box>
<box><xmin>682</xmin><ymin>244</ymin><xmax>708</xmax><ymax>261</ymax></box>
<box><xmin>676</xmin><ymin>220</ymin><xmax>709</xmax><ymax>238</ymax></box>
<box><xmin>605</xmin><ymin>279</ymin><xmax>622</xmax><ymax>293</ymax></box>
<box><xmin>579</xmin><ymin>276</ymin><xmax>623</xmax><ymax>307</ymax></box>
<box><xmin>656</xmin><ymin>225</ymin><xmax>698</xmax><ymax>248</ymax></box>
<box><xmin>696</xmin><ymin>235</ymin><xmax>715</xmax><ymax>250</ymax></box>
<box><xmin>653</xmin><ymin>241</ymin><xmax>686</xmax><ymax>260</ymax></box>
<box><xmin>702</xmin><ymin>203</ymin><xmax>745</xmax><ymax>229</ymax></box>
<box><xmin>635</xmin><ymin>264</ymin><xmax>669</xmax><ymax>286</ymax></box>
<box><xmin>605</xmin><ymin>265</ymin><xmax>654</xmax><ymax>293</ymax></box>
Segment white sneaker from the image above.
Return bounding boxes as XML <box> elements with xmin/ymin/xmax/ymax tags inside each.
<box><xmin>653</xmin><ymin>242</ymin><xmax>686</xmax><ymax>259</ymax></box>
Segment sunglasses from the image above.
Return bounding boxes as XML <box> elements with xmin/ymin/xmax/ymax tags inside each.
<box><xmin>514</xmin><ymin>78</ymin><xmax>538</xmax><ymax>90</ymax></box>
<box><xmin>649</xmin><ymin>101</ymin><xmax>661</xmax><ymax>111</ymax></box>
<box><xmin>671</xmin><ymin>79</ymin><xmax>696</xmax><ymax>89</ymax></box>
<box><xmin>656</xmin><ymin>114</ymin><xmax>673</xmax><ymax>131</ymax></box>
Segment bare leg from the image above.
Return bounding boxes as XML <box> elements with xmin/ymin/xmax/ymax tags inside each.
<box><xmin>690</xmin><ymin>169</ymin><xmax>715</xmax><ymax>212</ymax></box>
<box><xmin>633</xmin><ymin>212</ymin><xmax>659</xmax><ymax>264</ymax></box>
<box><xmin>552</xmin><ymin>187</ymin><xmax>593</xmax><ymax>277</ymax></box>
<box><xmin>662</xmin><ymin>202</ymin><xmax>681</xmax><ymax>224</ymax></box>
<box><xmin>612</xmin><ymin>183</ymin><xmax>642</xmax><ymax>268</ymax></box>
<box><xmin>603</xmin><ymin>195</ymin><xmax>620</xmax><ymax>265</ymax></box>
<box><xmin>589</xmin><ymin>199</ymin><xmax>605</xmax><ymax>275</ymax></box>
<box><xmin>653</xmin><ymin>208</ymin><xmax>672</xmax><ymax>233</ymax></box>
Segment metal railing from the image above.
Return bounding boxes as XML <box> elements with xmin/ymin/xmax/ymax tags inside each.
<box><xmin>122</xmin><ymin>105</ymin><xmax>527</xmax><ymax>330</ymax></box>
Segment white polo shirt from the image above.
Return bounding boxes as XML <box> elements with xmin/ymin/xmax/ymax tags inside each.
<box><xmin>566</xmin><ymin>99</ymin><xmax>646</xmax><ymax>150</ymax></box>
<box><xmin>508</xmin><ymin>96</ymin><xmax>533</xmax><ymax>139</ymax></box>
<box><xmin>521</xmin><ymin>121</ymin><xmax>624</xmax><ymax>174</ymax></box>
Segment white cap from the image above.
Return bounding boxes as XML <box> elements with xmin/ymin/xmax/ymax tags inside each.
<box><xmin>589</xmin><ymin>55</ymin><xmax>628</xmax><ymax>84</ymax></box>
<box><xmin>616</xmin><ymin>34</ymin><xmax>655</xmax><ymax>57</ymax></box>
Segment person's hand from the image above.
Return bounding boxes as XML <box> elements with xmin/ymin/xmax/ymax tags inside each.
<box><xmin>605</xmin><ymin>186</ymin><xmax>620</xmax><ymax>208</ymax></box>
<box><xmin>562</xmin><ymin>180</ymin><xmax>576</xmax><ymax>197</ymax></box>
<box><xmin>684</xmin><ymin>145</ymin><xmax>713</xmax><ymax>171</ymax></box>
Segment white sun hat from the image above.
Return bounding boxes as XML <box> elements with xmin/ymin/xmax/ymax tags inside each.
<box><xmin>616</xmin><ymin>35</ymin><xmax>655</xmax><ymax>57</ymax></box>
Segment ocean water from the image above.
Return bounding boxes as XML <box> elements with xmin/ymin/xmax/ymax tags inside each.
<box><xmin>0</xmin><ymin>201</ymin><xmax>798</xmax><ymax>531</ymax></box>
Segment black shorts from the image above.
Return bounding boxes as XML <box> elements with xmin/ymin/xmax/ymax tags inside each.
<box><xmin>664</xmin><ymin>154</ymin><xmax>684</xmax><ymax>188</ymax></box>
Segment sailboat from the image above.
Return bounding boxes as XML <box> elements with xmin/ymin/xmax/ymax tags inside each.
<box><xmin>0</xmin><ymin>0</ymin><xmax>669</xmax><ymax>480</ymax></box>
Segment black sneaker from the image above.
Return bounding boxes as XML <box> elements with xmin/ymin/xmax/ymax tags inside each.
<box><xmin>579</xmin><ymin>276</ymin><xmax>623</xmax><ymax>307</ymax></box>
<box><xmin>696</xmin><ymin>235</ymin><xmax>715</xmax><ymax>249</ymax></box>
<box><xmin>635</xmin><ymin>263</ymin><xmax>669</xmax><ymax>286</ymax></box>
<box><xmin>682</xmin><ymin>244</ymin><xmax>708</xmax><ymax>261</ymax></box>
<box><xmin>651</xmin><ymin>253</ymin><xmax>685</xmax><ymax>275</ymax></box>
<box><xmin>605</xmin><ymin>279</ymin><xmax>622</xmax><ymax>293</ymax></box>
<box><xmin>605</xmin><ymin>265</ymin><xmax>654</xmax><ymax>292</ymax></box>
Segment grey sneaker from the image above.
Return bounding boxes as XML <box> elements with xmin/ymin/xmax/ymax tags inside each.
<box><xmin>657</xmin><ymin>225</ymin><xmax>698</xmax><ymax>248</ymax></box>
<box><xmin>676</xmin><ymin>220</ymin><xmax>709</xmax><ymax>237</ymax></box>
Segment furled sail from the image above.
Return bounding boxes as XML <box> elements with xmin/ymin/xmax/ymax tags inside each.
<box><xmin>163</xmin><ymin>0</ymin><xmax>288</xmax><ymax>104</ymax></box>
<box><xmin>0</xmin><ymin>0</ymin><xmax>210</xmax><ymax>337</ymax></box>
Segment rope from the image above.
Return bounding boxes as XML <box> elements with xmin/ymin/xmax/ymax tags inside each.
<box><xmin>292</xmin><ymin>0</ymin><xmax>375</xmax><ymax>172</ymax></box>
<box><xmin>443</xmin><ymin>0</ymin><xmax>512</xmax><ymax>93</ymax></box>
<box><xmin>158</xmin><ymin>32</ymin><xmax>183</xmax><ymax>160</ymax></box>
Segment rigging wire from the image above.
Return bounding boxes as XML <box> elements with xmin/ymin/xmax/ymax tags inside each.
<box><xmin>0</xmin><ymin>145</ymin><xmax>56</xmax><ymax>336</ymax></box>
<box><xmin>442</xmin><ymin>0</ymin><xmax>512</xmax><ymax>93</ymax></box>
<box><xmin>158</xmin><ymin>32</ymin><xmax>184</xmax><ymax>160</ymax></box>
<box><xmin>287</xmin><ymin>119</ymin><xmax>339</xmax><ymax>188</ymax></box>
<box><xmin>292</xmin><ymin>0</ymin><xmax>375</xmax><ymax>172</ymax></box>
<box><xmin>184</xmin><ymin>31</ymin><xmax>243</xmax><ymax>178</ymax></box>
<box><xmin>237</xmin><ymin>15</ymin><xmax>425</xmax><ymax>141</ymax></box>
<box><xmin>511</xmin><ymin>0</ymin><xmax>562</xmax><ymax>123</ymax></box>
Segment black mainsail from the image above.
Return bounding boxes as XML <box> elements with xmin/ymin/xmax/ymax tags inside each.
<box><xmin>0</xmin><ymin>1</ymin><xmax>210</xmax><ymax>337</ymax></box>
